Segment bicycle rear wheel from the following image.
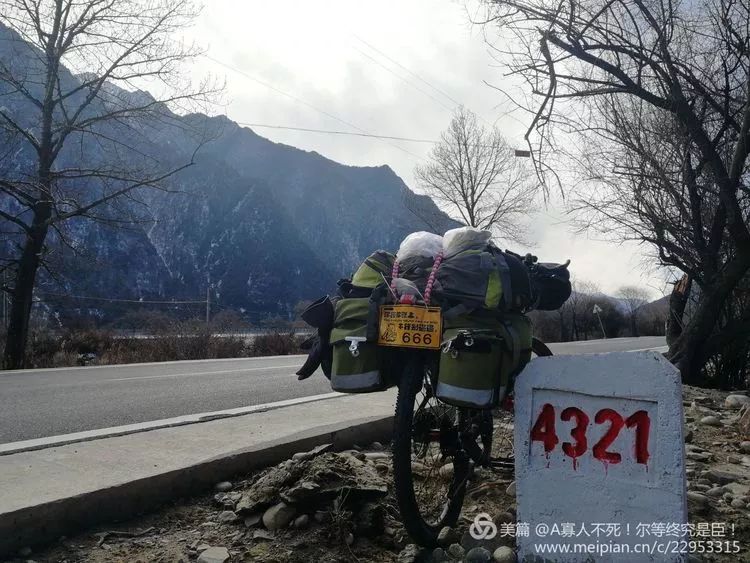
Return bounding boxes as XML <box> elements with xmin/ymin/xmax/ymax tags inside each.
<box><xmin>391</xmin><ymin>357</ymin><xmax>471</xmax><ymax>547</ymax></box>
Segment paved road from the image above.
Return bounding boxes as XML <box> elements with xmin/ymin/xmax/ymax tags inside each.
<box><xmin>0</xmin><ymin>336</ymin><xmax>666</xmax><ymax>444</ymax></box>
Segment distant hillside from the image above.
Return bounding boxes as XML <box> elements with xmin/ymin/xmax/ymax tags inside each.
<box><xmin>0</xmin><ymin>22</ymin><xmax>456</xmax><ymax>323</ymax></box>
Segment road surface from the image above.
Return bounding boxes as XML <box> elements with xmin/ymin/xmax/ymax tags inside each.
<box><xmin>0</xmin><ymin>336</ymin><xmax>666</xmax><ymax>444</ymax></box>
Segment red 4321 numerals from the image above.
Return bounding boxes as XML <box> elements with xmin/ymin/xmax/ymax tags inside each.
<box><xmin>531</xmin><ymin>404</ymin><xmax>651</xmax><ymax>465</ymax></box>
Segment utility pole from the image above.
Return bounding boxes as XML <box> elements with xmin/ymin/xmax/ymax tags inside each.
<box><xmin>593</xmin><ymin>304</ymin><xmax>606</xmax><ymax>339</ymax></box>
<box><xmin>205</xmin><ymin>282</ymin><xmax>211</xmax><ymax>326</ymax></box>
<box><xmin>2</xmin><ymin>270</ymin><xmax>7</xmax><ymax>330</ymax></box>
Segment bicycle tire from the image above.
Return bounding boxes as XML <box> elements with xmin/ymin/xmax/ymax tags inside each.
<box><xmin>392</xmin><ymin>358</ymin><xmax>469</xmax><ymax>547</ymax></box>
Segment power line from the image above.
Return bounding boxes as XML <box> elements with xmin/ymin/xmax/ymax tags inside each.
<box><xmin>202</xmin><ymin>54</ymin><xmax>424</xmax><ymax>160</ymax></box>
<box><xmin>235</xmin><ymin>122</ymin><xmax>437</xmax><ymax>144</ymax></box>
<box><xmin>350</xmin><ymin>44</ymin><xmax>455</xmax><ymax>113</ymax></box>
<box><xmin>36</xmin><ymin>292</ymin><xmax>206</xmax><ymax>304</ymax></box>
<box><xmin>353</xmin><ymin>35</ymin><xmax>464</xmax><ymax>109</ymax></box>
<box><xmin>352</xmin><ymin>35</ymin><xmax>501</xmax><ymax>132</ymax></box>
<box><xmin>235</xmin><ymin>121</ymin><xmax>504</xmax><ymax>150</ymax></box>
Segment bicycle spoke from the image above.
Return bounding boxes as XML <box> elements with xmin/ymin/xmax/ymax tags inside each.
<box><xmin>408</xmin><ymin>374</ymin><xmax>463</xmax><ymax>526</ymax></box>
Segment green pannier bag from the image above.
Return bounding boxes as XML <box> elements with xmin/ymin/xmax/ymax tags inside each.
<box><xmin>351</xmin><ymin>251</ymin><xmax>395</xmax><ymax>289</ymax></box>
<box><xmin>338</xmin><ymin>251</ymin><xmax>395</xmax><ymax>300</ymax></box>
<box><xmin>330</xmin><ymin>298</ymin><xmax>386</xmax><ymax>393</ymax></box>
<box><xmin>435</xmin><ymin>313</ymin><xmax>532</xmax><ymax>409</ymax></box>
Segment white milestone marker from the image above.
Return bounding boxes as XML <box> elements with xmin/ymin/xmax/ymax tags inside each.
<box><xmin>514</xmin><ymin>351</ymin><xmax>687</xmax><ymax>563</ymax></box>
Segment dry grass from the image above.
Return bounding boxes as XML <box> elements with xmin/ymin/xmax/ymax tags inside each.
<box><xmin>0</xmin><ymin>328</ymin><xmax>306</xmax><ymax>369</ymax></box>
<box><xmin>251</xmin><ymin>332</ymin><xmax>306</xmax><ymax>356</ymax></box>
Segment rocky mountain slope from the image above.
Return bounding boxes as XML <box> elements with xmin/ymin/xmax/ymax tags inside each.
<box><xmin>0</xmin><ymin>22</ymin><xmax>455</xmax><ymax>323</ymax></box>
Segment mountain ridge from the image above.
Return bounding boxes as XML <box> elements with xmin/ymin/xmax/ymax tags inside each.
<box><xmin>0</xmin><ymin>21</ymin><xmax>456</xmax><ymax>323</ymax></box>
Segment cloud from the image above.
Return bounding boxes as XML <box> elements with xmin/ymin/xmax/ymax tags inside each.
<box><xmin>186</xmin><ymin>0</ymin><xmax>666</xmax><ymax>296</ymax></box>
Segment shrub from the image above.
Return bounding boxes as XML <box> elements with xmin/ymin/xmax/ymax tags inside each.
<box><xmin>60</xmin><ymin>329</ymin><xmax>115</xmax><ymax>355</ymax></box>
<box><xmin>3</xmin><ymin>326</ymin><xmax>305</xmax><ymax>369</ymax></box>
<box><xmin>250</xmin><ymin>332</ymin><xmax>305</xmax><ymax>356</ymax></box>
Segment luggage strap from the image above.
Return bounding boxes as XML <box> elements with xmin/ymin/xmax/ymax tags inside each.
<box><xmin>498</xmin><ymin>320</ymin><xmax>521</xmax><ymax>368</ymax></box>
<box><xmin>367</xmin><ymin>283</ymin><xmax>391</xmax><ymax>341</ymax></box>
<box><xmin>493</xmin><ymin>249</ymin><xmax>514</xmax><ymax>310</ymax></box>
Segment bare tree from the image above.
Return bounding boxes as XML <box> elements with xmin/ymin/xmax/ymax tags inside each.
<box><xmin>0</xmin><ymin>0</ymin><xmax>219</xmax><ymax>369</ymax></box>
<box><xmin>573</xmin><ymin>280</ymin><xmax>602</xmax><ymax>340</ymax></box>
<box><xmin>559</xmin><ymin>279</ymin><xmax>602</xmax><ymax>341</ymax></box>
<box><xmin>530</xmin><ymin>279</ymin><xmax>625</xmax><ymax>341</ymax></box>
<box><xmin>616</xmin><ymin>286</ymin><xmax>651</xmax><ymax>337</ymax></box>
<box><xmin>413</xmin><ymin>106</ymin><xmax>537</xmax><ymax>244</ymax></box>
<box><xmin>482</xmin><ymin>0</ymin><xmax>750</xmax><ymax>384</ymax></box>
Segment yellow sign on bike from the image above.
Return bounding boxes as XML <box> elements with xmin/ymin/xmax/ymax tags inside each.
<box><xmin>378</xmin><ymin>305</ymin><xmax>442</xmax><ymax>349</ymax></box>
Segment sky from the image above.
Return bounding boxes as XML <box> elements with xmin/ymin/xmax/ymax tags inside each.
<box><xmin>185</xmin><ymin>0</ymin><xmax>668</xmax><ymax>298</ymax></box>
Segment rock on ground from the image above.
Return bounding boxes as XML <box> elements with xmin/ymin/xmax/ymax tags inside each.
<box><xmin>237</xmin><ymin>452</ymin><xmax>387</xmax><ymax>514</ymax></box>
<box><xmin>293</xmin><ymin>514</ymin><xmax>309</xmax><ymax>529</ymax></box>
<box><xmin>726</xmin><ymin>395</ymin><xmax>750</xmax><ymax>409</ymax></box>
<box><xmin>700</xmin><ymin>415</ymin><xmax>722</xmax><ymax>427</ymax></box>
<box><xmin>216</xmin><ymin>510</ymin><xmax>238</xmax><ymax>524</ymax></box>
<box><xmin>243</xmin><ymin>512</ymin><xmax>262</xmax><ymax>527</ymax></box>
<box><xmin>262</xmin><ymin>502</ymin><xmax>297</xmax><ymax>531</ymax></box>
<box><xmin>432</xmin><ymin>547</ymin><xmax>450</xmax><ymax>561</ymax></box>
<box><xmin>196</xmin><ymin>546</ymin><xmax>230</xmax><ymax>563</ymax></box>
<box><xmin>687</xmin><ymin>491</ymin><xmax>710</xmax><ymax>508</ymax></box>
<box><xmin>706</xmin><ymin>464</ymin><xmax>750</xmax><ymax>485</ymax></box>
<box><xmin>466</xmin><ymin>546</ymin><xmax>493</xmax><ymax>562</ymax></box>
<box><xmin>397</xmin><ymin>543</ymin><xmax>421</xmax><ymax>563</ymax></box>
<box><xmin>493</xmin><ymin>546</ymin><xmax>517</xmax><ymax>563</ymax></box>
<box><xmin>447</xmin><ymin>543</ymin><xmax>465</xmax><ymax>559</ymax></box>
<box><xmin>723</xmin><ymin>482</ymin><xmax>750</xmax><ymax>496</ymax></box>
<box><xmin>437</xmin><ymin>525</ymin><xmax>459</xmax><ymax>546</ymax></box>
<box><xmin>739</xmin><ymin>404</ymin><xmax>750</xmax><ymax>436</ymax></box>
<box><xmin>291</xmin><ymin>443</ymin><xmax>333</xmax><ymax>462</ymax></box>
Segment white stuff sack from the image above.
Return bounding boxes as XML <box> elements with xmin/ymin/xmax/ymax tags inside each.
<box><xmin>396</xmin><ymin>231</ymin><xmax>444</xmax><ymax>261</ymax></box>
<box><xmin>442</xmin><ymin>226</ymin><xmax>492</xmax><ymax>256</ymax></box>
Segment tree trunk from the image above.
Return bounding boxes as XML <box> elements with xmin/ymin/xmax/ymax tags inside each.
<box><xmin>630</xmin><ymin>315</ymin><xmax>638</xmax><ymax>337</ymax></box>
<box><xmin>666</xmin><ymin>275</ymin><xmax>691</xmax><ymax>347</ymax></box>
<box><xmin>668</xmin><ymin>253</ymin><xmax>750</xmax><ymax>385</ymax></box>
<box><xmin>3</xmin><ymin>205</ymin><xmax>50</xmax><ymax>370</ymax></box>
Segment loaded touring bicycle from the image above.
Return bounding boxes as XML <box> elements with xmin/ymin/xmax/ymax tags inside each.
<box><xmin>297</xmin><ymin>227</ymin><xmax>571</xmax><ymax>547</ymax></box>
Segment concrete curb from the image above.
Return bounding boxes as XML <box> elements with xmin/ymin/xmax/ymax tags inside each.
<box><xmin>0</xmin><ymin>392</ymin><xmax>342</xmax><ymax>456</ymax></box>
<box><xmin>0</xmin><ymin>413</ymin><xmax>393</xmax><ymax>558</ymax></box>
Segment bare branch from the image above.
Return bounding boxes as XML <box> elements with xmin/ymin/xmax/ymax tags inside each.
<box><xmin>414</xmin><ymin>106</ymin><xmax>538</xmax><ymax>244</ymax></box>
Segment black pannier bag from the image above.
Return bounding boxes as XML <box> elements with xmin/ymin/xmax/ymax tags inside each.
<box><xmin>530</xmin><ymin>261</ymin><xmax>572</xmax><ymax>311</ymax></box>
<box><xmin>434</xmin><ymin>245</ymin><xmax>533</xmax><ymax>314</ymax></box>
<box><xmin>503</xmin><ymin>250</ymin><xmax>533</xmax><ymax>311</ymax></box>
